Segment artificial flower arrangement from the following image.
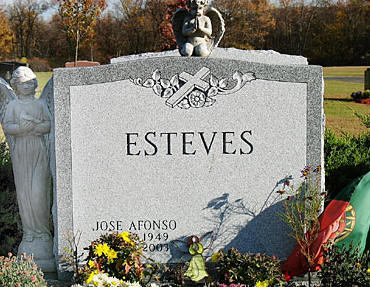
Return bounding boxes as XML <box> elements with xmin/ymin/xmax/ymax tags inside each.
<box><xmin>75</xmin><ymin>232</ymin><xmax>157</xmax><ymax>286</ymax></box>
<box><xmin>71</xmin><ymin>273</ymin><xmax>160</xmax><ymax>287</ymax></box>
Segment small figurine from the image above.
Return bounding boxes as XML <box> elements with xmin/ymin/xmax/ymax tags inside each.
<box><xmin>171</xmin><ymin>232</ymin><xmax>214</xmax><ymax>282</ymax></box>
<box><xmin>184</xmin><ymin>235</ymin><xmax>209</xmax><ymax>282</ymax></box>
<box><xmin>173</xmin><ymin>0</ymin><xmax>225</xmax><ymax>57</ymax></box>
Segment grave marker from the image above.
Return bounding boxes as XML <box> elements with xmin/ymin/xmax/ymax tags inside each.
<box><xmin>53</xmin><ymin>50</ymin><xmax>324</xmax><ymax>278</ymax></box>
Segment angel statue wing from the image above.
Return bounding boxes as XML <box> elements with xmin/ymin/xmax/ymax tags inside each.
<box><xmin>39</xmin><ymin>77</ymin><xmax>54</xmax><ymax>166</ymax></box>
<box><xmin>205</xmin><ymin>7</ymin><xmax>225</xmax><ymax>51</ymax></box>
<box><xmin>38</xmin><ymin>77</ymin><xmax>57</xmax><ymax>229</ymax></box>
<box><xmin>0</xmin><ymin>77</ymin><xmax>16</xmax><ymax>153</ymax></box>
<box><xmin>172</xmin><ymin>8</ymin><xmax>191</xmax><ymax>52</ymax></box>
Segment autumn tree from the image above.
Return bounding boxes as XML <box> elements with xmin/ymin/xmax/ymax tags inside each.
<box><xmin>309</xmin><ymin>0</ymin><xmax>370</xmax><ymax>65</ymax></box>
<box><xmin>0</xmin><ymin>6</ymin><xmax>13</xmax><ymax>60</ymax></box>
<box><xmin>58</xmin><ymin>0</ymin><xmax>107</xmax><ymax>64</ymax></box>
<box><xmin>115</xmin><ymin>0</ymin><xmax>167</xmax><ymax>55</ymax></box>
<box><xmin>213</xmin><ymin>0</ymin><xmax>275</xmax><ymax>49</ymax></box>
<box><xmin>94</xmin><ymin>12</ymin><xmax>125</xmax><ymax>63</ymax></box>
<box><xmin>7</xmin><ymin>0</ymin><xmax>49</xmax><ymax>58</ymax></box>
<box><xmin>159</xmin><ymin>0</ymin><xmax>186</xmax><ymax>50</ymax></box>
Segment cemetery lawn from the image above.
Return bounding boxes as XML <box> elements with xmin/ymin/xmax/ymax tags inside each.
<box><xmin>324</xmin><ymin>80</ymin><xmax>363</xmax><ymax>99</ymax></box>
<box><xmin>35</xmin><ymin>72</ymin><xmax>53</xmax><ymax>98</ymax></box>
<box><xmin>323</xmin><ymin>66</ymin><xmax>370</xmax><ymax>77</ymax></box>
<box><xmin>323</xmin><ymin>67</ymin><xmax>369</xmax><ymax>135</ymax></box>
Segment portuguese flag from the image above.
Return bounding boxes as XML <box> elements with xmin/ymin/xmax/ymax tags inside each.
<box><xmin>282</xmin><ymin>171</ymin><xmax>370</xmax><ymax>277</ymax></box>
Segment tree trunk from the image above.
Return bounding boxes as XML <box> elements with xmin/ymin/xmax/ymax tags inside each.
<box><xmin>75</xmin><ymin>30</ymin><xmax>79</xmax><ymax>66</ymax></box>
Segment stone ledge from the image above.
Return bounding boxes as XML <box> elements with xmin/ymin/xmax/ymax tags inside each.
<box><xmin>110</xmin><ymin>48</ymin><xmax>308</xmax><ymax>66</ymax></box>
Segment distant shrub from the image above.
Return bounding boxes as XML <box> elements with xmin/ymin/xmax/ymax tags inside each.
<box><xmin>28</xmin><ymin>57</ymin><xmax>52</xmax><ymax>72</ymax></box>
<box><xmin>213</xmin><ymin>248</ymin><xmax>284</xmax><ymax>286</ymax></box>
<box><xmin>319</xmin><ymin>244</ymin><xmax>370</xmax><ymax>287</ymax></box>
<box><xmin>0</xmin><ymin>140</ymin><xmax>21</xmax><ymax>256</ymax></box>
<box><xmin>324</xmin><ymin>129</ymin><xmax>370</xmax><ymax>199</ymax></box>
<box><xmin>351</xmin><ymin>90</ymin><xmax>370</xmax><ymax>101</ymax></box>
<box><xmin>0</xmin><ymin>253</ymin><xmax>47</xmax><ymax>287</ymax></box>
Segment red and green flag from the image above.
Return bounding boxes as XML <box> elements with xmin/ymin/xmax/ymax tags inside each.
<box><xmin>282</xmin><ymin>171</ymin><xmax>370</xmax><ymax>276</ymax></box>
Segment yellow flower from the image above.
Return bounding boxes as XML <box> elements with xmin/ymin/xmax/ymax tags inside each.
<box><xmin>211</xmin><ymin>252</ymin><xmax>221</xmax><ymax>262</ymax></box>
<box><xmin>86</xmin><ymin>270</ymin><xmax>98</xmax><ymax>283</ymax></box>
<box><xmin>88</xmin><ymin>260</ymin><xmax>95</xmax><ymax>268</ymax></box>
<box><xmin>367</xmin><ymin>268</ymin><xmax>370</xmax><ymax>274</ymax></box>
<box><xmin>255</xmin><ymin>280</ymin><xmax>269</xmax><ymax>287</ymax></box>
<box><xmin>94</xmin><ymin>243</ymin><xmax>110</xmax><ymax>256</ymax></box>
<box><xmin>106</xmin><ymin>248</ymin><xmax>118</xmax><ymax>263</ymax></box>
<box><xmin>119</xmin><ymin>232</ymin><xmax>134</xmax><ymax>246</ymax></box>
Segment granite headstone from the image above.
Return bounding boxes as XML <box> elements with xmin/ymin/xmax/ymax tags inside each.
<box><xmin>53</xmin><ymin>49</ymin><xmax>324</xmax><ymax>277</ymax></box>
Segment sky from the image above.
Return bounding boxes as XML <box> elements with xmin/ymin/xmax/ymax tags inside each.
<box><xmin>1</xmin><ymin>0</ymin><xmax>121</xmax><ymax>20</ymax></box>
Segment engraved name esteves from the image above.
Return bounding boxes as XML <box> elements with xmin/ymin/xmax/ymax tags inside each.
<box><xmin>125</xmin><ymin>130</ymin><xmax>254</xmax><ymax>156</ymax></box>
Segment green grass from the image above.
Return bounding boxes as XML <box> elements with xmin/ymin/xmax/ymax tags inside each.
<box><xmin>35</xmin><ymin>72</ymin><xmax>53</xmax><ymax>98</ymax></box>
<box><xmin>324</xmin><ymin>80</ymin><xmax>363</xmax><ymax>99</ymax></box>
<box><xmin>324</xmin><ymin>66</ymin><xmax>370</xmax><ymax>77</ymax></box>
<box><xmin>324</xmin><ymin>101</ymin><xmax>369</xmax><ymax>135</ymax></box>
<box><xmin>323</xmin><ymin>66</ymin><xmax>369</xmax><ymax>135</ymax></box>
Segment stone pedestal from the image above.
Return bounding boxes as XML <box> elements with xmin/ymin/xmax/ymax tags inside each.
<box><xmin>18</xmin><ymin>235</ymin><xmax>56</xmax><ymax>272</ymax></box>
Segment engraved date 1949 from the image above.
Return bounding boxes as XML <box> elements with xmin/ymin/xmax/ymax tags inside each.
<box><xmin>142</xmin><ymin>232</ymin><xmax>169</xmax><ymax>252</ymax></box>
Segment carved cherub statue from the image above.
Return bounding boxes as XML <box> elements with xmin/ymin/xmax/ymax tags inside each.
<box><xmin>173</xmin><ymin>0</ymin><xmax>225</xmax><ymax>57</ymax></box>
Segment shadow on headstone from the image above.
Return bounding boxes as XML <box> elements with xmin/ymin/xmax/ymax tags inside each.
<box><xmin>223</xmin><ymin>201</ymin><xmax>296</xmax><ymax>259</ymax></box>
<box><xmin>168</xmin><ymin>183</ymin><xmax>296</xmax><ymax>262</ymax></box>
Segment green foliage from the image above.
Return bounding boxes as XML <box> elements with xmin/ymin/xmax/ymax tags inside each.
<box><xmin>161</xmin><ymin>264</ymin><xmax>188</xmax><ymax>287</ymax></box>
<box><xmin>0</xmin><ymin>253</ymin><xmax>47</xmax><ymax>287</ymax></box>
<box><xmin>213</xmin><ymin>248</ymin><xmax>284</xmax><ymax>286</ymax></box>
<box><xmin>77</xmin><ymin>232</ymin><xmax>157</xmax><ymax>285</ymax></box>
<box><xmin>319</xmin><ymin>244</ymin><xmax>370</xmax><ymax>287</ymax></box>
<box><xmin>279</xmin><ymin>167</ymin><xmax>323</xmax><ymax>272</ymax></box>
<box><xmin>0</xmin><ymin>140</ymin><xmax>21</xmax><ymax>256</ymax></box>
<box><xmin>355</xmin><ymin>112</ymin><xmax>370</xmax><ymax>129</ymax></box>
<box><xmin>324</xmin><ymin>129</ymin><xmax>370</xmax><ymax>199</ymax></box>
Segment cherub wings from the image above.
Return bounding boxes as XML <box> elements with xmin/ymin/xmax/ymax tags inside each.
<box><xmin>172</xmin><ymin>7</ymin><xmax>225</xmax><ymax>53</ymax></box>
<box><xmin>173</xmin><ymin>8</ymin><xmax>190</xmax><ymax>51</ymax></box>
<box><xmin>205</xmin><ymin>7</ymin><xmax>225</xmax><ymax>51</ymax></box>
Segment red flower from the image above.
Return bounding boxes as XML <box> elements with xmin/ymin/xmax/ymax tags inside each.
<box><xmin>284</xmin><ymin>273</ymin><xmax>291</xmax><ymax>281</ymax></box>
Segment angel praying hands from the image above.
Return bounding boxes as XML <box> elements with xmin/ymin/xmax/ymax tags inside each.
<box><xmin>173</xmin><ymin>0</ymin><xmax>225</xmax><ymax>57</ymax></box>
<box><xmin>0</xmin><ymin>67</ymin><xmax>55</xmax><ymax>272</ymax></box>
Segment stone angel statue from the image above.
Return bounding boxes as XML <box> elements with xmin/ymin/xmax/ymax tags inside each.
<box><xmin>0</xmin><ymin>67</ymin><xmax>56</xmax><ymax>272</ymax></box>
<box><xmin>173</xmin><ymin>0</ymin><xmax>225</xmax><ymax>57</ymax></box>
